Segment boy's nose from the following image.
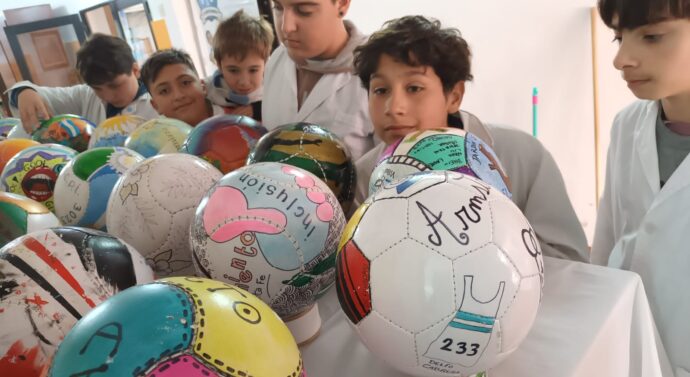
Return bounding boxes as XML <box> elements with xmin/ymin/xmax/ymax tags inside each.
<box><xmin>385</xmin><ymin>89</ymin><xmax>407</xmax><ymax>116</ymax></box>
<box><xmin>171</xmin><ymin>87</ymin><xmax>185</xmax><ymax>100</ymax></box>
<box><xmin>281</xmin><ymin>10</ymin><xmax>297</xmax><ymax>34</ymax></box>
<box><xmin>613</xmin><ymin>40</ymin><xmax>639</xmax><ymax>71</ymax></box>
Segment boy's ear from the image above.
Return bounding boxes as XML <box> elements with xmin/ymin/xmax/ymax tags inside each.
<box><xmin>446</xmin><ymin>81</ymin><xmax>465</xmax><ymax>114</ymax></box>
<box><xmin>132</xmin><ymin>63</ymin><xmax>141</xmax><ymax>79</ymax></box>
<box><xmin>336</xmin><ymin>0</ymin><xmax>351</xmax><ymax>17</ymax></box>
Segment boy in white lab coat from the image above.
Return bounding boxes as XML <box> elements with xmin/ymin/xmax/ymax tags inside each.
<box><xmin>205</xmin><ymin>10</ymin><xmax>274</xmax><ymax>121</ymax></box>
<box><xmin>353</xmin><ymin>15</ymin><xmax>589</xmax><ymax>262</ymax></box>
<box><xmin>262</xmin><ymin>0</ymin><xmax>375</xmax><ymax>160</ymax></box>
<box><xmin>591</xmin><ymin>0</ymin><xmax>690</xmax><ymax>373</ymax></box>
<box><xmin>9</xmin><ymin>33</ymin><xmax>157</xmax><ymax>131</ymax></box>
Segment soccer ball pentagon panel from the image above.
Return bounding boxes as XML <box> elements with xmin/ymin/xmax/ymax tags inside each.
<box><xmin>48</xmin><ymin>277</ymin><xmax>305</xmax><ymax>377</ymax></box>
<box><xmin>106</xmin><ymin>154</ymin><xmax>222</xmax><ymax>277</ymax></box>
<box><xmin>190</xmin><ymin>162</ymin><xmax>346</xmax><ymax>319</ymax></box>
<box><xmin>337</xmin><ymin>171</ymin><xmax>543</xmax><ymax>376</ymax></box>
<box><xmin>0</xmin><ymin>227</ymin><xmax>154</xmax><ymax>377</ymax></box>
<box><xmin>248</xmin><ymin>122</ymin><xmax>356</xmax><ymax>214</ymax></box>
<box><xmin>54</xmin><ymin>147</ymin><xmax>144</xmax><ymax>230</ymax></box>
<box><xmin>370</xmin><ymin>128</ymin><xmax>511</xmax><ymax>199</ymax></box>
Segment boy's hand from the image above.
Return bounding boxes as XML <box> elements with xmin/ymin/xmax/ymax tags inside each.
<box><xmin>17</xmin><ymin>89</ymin><xmax>53</xmax><ymax>133</ymax></box>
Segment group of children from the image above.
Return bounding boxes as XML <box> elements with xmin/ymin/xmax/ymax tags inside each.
<box><xmin>7</xmin><ymin>0</ymin><xmax>690</xmax><ymax>374</ymax></box>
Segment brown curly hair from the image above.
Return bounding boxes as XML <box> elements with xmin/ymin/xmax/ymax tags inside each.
<box><xmin>354</xmin><ymin>15</ymin><xmax>472</xmax><ymax>94</ymax></box>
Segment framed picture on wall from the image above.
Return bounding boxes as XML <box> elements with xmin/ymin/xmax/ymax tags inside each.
<box><xmin>4</xmin><ymin>14</ymin><xmax>87</xmax><ymax>86</ymax></box>
<box><xmin>30</xmin><ymin>29</ymin><xmax>69</xmax><ymax>71</ymax></box>
<box><xmin>80</xmin><ymin>2</ymin><xmax>123</xmax><ymax>37</ymax></box>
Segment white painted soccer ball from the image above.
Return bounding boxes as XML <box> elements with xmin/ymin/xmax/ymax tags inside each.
<box><xmin>190</xmin><ymin>162</ymin><xmax>346</xmax><ymax>319</ymax></box>
<box><xmin>106</xmin><ymin>153</ymin><xmax>222</xmax><ymax>277</ymax></box>
<box><xmin>337</xmin><ymin>171</ymin><xmax>543</xmax><ymax>376</ymax></box>
<box><xmin>54</xmin><ymin>147</ymin><xmax>144</xmax><ymax>230</ymax></box>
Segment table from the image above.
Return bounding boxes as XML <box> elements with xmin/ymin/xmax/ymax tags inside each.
<box><xmin>301</xmin><ymin>257</ymin><xmax>673</xmax><ymax>377</ymax></box>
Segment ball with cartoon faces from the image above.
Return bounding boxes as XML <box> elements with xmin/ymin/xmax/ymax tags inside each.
<box><xmin>48</xmin><ymin>277</ymin><xmax>305</xmax><ymax>377</ymax></box>
<box><xmin>0</xmin><ymin>144</ymin><xmax>77</xmax><ymax>212</ymax></box>
<box><xmin>0</xmin><ymin>227</ymin><xmax>154</xmax><ymax>377</ymax></box>
<box><xmin>54</xmin><ymin>147</ymin><xmax>144</xmax><ymax>230</ymax></box>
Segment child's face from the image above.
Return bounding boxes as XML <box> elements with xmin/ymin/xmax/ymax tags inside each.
<box><xmin>90</xmin><ymin>66</ymin><xmax>140</xmax><ymax>108</ymax></box>
<box><xmin>220</xmin><ymin>52</ymin><xmax>265</xmax><ymax>94</ymax></box>
<box><xmin>613</xmin><ymin>19</ymin><xmax>690</xmax><ymax>100</ymax></box>
<box><xmin>149</xmin><ymin>63</ymin><xmax>209</xmax><ymax>126</ymax></box>
<box><xmin>368</xmin><ymin>54</ymin><xmax>464</xmax><ymax>145</ymax></box>
<box><xmin>272</xmin><ymin>0</ymin><xmax>350</xmax><ymax>61</ymax></box>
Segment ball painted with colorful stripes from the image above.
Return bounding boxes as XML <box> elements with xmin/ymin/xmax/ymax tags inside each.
<box><xmin>248</xmin><ymin>122</ymin><xmax>355</xmax><ymax>214</ymax></box>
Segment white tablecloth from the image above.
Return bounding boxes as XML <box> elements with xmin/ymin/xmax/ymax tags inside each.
<box><xmin>301</xmin><ymin>257</ymin><xmax>673</xmax><ymax>377</ymax></box>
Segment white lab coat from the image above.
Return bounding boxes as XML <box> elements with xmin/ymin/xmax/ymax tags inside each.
<box><xmin>592</xmin><ymin>100</ymin><xmax>690</xmax><ymax>376</ymax></box>
<box><xmin>355</xmin><ymin>111</ymin><xmax>589</xmax><ymax>262</ymax></box>
<box><xmin>261</xmin><ymin>45</ymin><xmax>375</xmax><ymax>161</ymax></box>
<box><xmin>8</xmin><ymin>81</ymin><xmax>158</xmax><ymax>126</ymax></box>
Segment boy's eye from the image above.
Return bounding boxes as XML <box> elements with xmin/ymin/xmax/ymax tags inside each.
<box><xmin>643</xmin><ymin>34</ymin><xmax>663</xmax><ymax>42</ymax></box>
<box><xmin>295</xmin><ymin>5</ymin><xmax>313</xmax><ymax>16</ymax></box>
<box><xmin>249</xmin><ymin>68</ymin><xmax>259</xmax><ymax>73</ymax></box>
<box><xmin>371</xmin><ymin>87</ymin><xmax>388</xmax><ymax>95</ymax></box>
<box><xmin>612</xmin><ymin>35</ymin><xmax>622</xmax><ymax>44</ymax></box>
<box><xmin>407</xmin><ymin>85</ymin><xmax>424</xmax><ymax>93</ymax></box>
<box><xmin>158</xmin><ymin>88</ymin><xmax>168</xmax><ymax>95</ymax></box>
<box><xmin>272</xmin><ymin>2</ymin><xmax>283</xmax><ymax>12</ymax></box>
